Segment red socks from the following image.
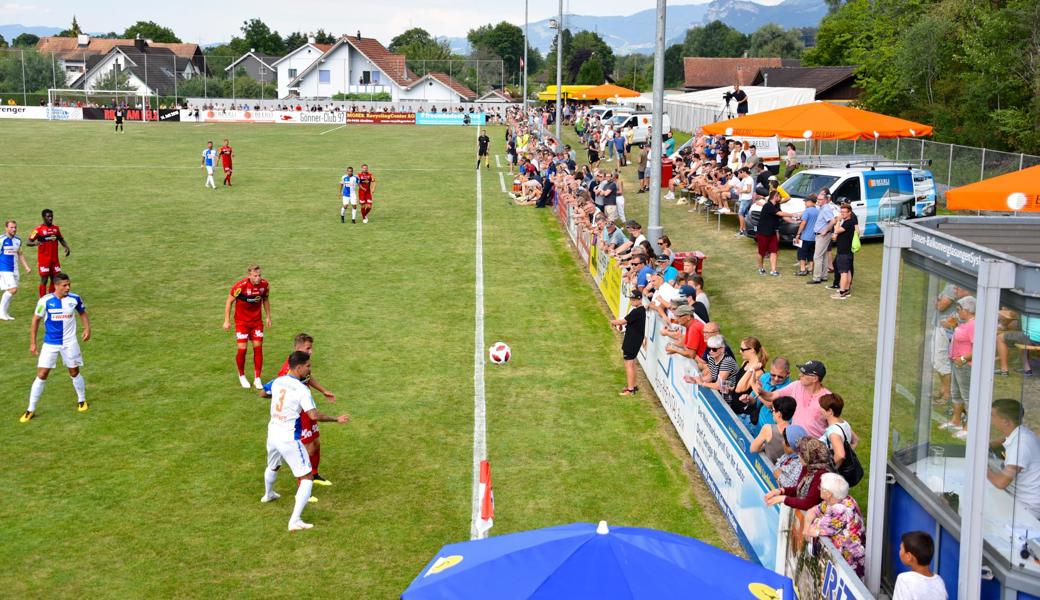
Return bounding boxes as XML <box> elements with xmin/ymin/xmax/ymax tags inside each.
<box><xmin>224</xmin><ymin>173</ymin><xmax>232</xmax><ymax>185</ymax></box>
<box><xmin>39</xmin><ymin>283</ymin><xmax>46</xmax><ymax>297</ymax></box>
<box><xmin>235</xmin><ymin>347</ymin><xmax>247</xmax><ymax>376</ymax></box>
<box><xmin>252</xmin><ymin>345</ymin><xmax>263</xmax><ymax>379</ymax></box>
<box><xmin>361</xmin><ymin>205</ymin><xmax>371</xmax><ymax>219</ymax></box>
<box><xmin>310</xmin><ymin>447</ymin><xmax>320</xmax><ymax>477</ymax></box>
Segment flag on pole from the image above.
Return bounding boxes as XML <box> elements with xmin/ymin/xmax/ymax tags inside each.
<box><xmin>476</xmin><ymin>460</ymin><xmax>494</xmax><ymax>537</ymax></box>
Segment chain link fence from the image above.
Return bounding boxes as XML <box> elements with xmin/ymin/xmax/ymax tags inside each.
<box><xmin>796</xmin><ymin>137</ymin><xmax>1040</xmax><ymax>209</ymax></box>
<box><xmin>0</xmin><ymin>48</ymin><xmax>505</xmax><ymax>109</ymax></box>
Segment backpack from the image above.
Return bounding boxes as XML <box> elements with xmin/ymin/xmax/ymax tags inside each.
<box><xmin>833</xmin><ymin>426</ymin><xmax>864</xmax><ymax>487</ymax></box>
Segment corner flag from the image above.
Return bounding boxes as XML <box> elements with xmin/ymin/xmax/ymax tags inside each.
<box><xmin>476</xmin><ymin>460</ymin><xmax>494</xmax><ymax>537</ymax></box>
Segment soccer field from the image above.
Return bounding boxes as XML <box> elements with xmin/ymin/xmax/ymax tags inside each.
<box><xmin>0</xmin><ymin>120</ymin><xmax>729</xmax><ymax>598</ymax></box>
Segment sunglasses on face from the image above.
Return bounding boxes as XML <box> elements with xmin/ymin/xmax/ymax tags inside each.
<box><xmin>740</xmin><ymin>347</ymin><xmax>751</xmax><ymax>352</ymax></box>
<box><xmin>770</xmin><ymin>373</ymin><xmax>787</xmax><ymax>380</ymax></box>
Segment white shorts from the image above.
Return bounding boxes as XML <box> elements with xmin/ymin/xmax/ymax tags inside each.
<box><xmin>206</xmin><ymin>166</ymin><xmax>214</xmax><ymax>175</ymax></box>
<box><xmin>0</xmin><ymin>270</ymin><xmax>18</xmax><ymax>290</ymax></box>
<box><xmin>342</xmin><ymin>195</ymin><xmax>358</xmax><ymax>206</ymax></box>
<box><xmin>38</xmin><ymin>341</ymin><xmax>83</xmax><ymax>369</ymax></box>
<box><xmin>266</xmin><ymin>437</ymin><xmax>312</xmax><ymax>478</ymax></box>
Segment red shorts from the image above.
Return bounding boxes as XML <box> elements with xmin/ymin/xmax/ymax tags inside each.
<box><xmin>38</xmin><ymin>262</ymin><xmax>62</xmax><ymax>276</ymax></box>
<box><xmin>358</xmin><ymin>190</ymin><xmax>373</xmax><ymax>204</ymax></box>
<box><xmin>299</xmin><ymin>412</ymin><xmax>320</xmax><ymax>443</ymax></box>
<box><xmin>756</xmin><ymin>233</ymin><xmax>779</xmax><ymax>256</ymax></box>
<box><xmin>234</xmin><ymin>322</ymin><xmax>264</xmax><ymax>342</ymax></box>
<box><xmin>222</xmin><ymin>163</ymin><xmax>232</xmax><ymax>172</ymax></box>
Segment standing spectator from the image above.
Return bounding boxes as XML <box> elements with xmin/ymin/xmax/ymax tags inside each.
<box><xmin>765</xmin><ymin>437</ymin><xmax>833</xmax><ymax>510</ymax></box>
<box><xmin>663</xmin><ymin>305</ymin><xmax>705</xmax><ymax>360</ymax></box>
<box><xmin>804</xmin><ymin>473</ymin><xmax>866</xmax><ymax>577</ymax></box>
<box><xmin>614</xmin><ymin>170</ymin><xmax>628</xmax><ymax>223</ymax></box>
<box><xmin>751</xmin><ymin>395</ymin><xmax>798</xmax><ymax>463</ymax></box>
<box><xmin>941</xmin><ymin>296</ymin><xmax>976</xmax><ymax>439</ymax></box>
<box><xmin>932</xmin><ymin>285</ymin><xmax>969</xmax><ymax>405</ymax></box>
<box><xmin>808</xmin><ymin>190</ymin><xmax>837</xmax><ymax>285</ymax></box>
<box><xmin>753</xmin><ymin>360</ymin><xmax>831</xmax><ymax>438</ymax></box>
<box><xmin>614</xmin><ymin>132</ymin><xmax>627</xmax><ymax>166</ymax></box>
<box><xmin>736</xmin><ymin>169</ymin><xmax>756</xmax><ymax>238</ymax></box>
<box><xmin>685</xmin><ymin>335</ymin><xmax>738</xmax><ymax>393</ymax></box>
<box><xmin>746</xmin><ymin>357</ymin><xmax>793</xmax><ymax>431</ymax></box>
<box><xmin>756</xmin><ymin>191</ymin><xmax>796</xmax><ymax>276</ymax></box>
<box><xmin>611</xmin><ymin>290</ymin><xmax>646</xmax><ymax>396</ymax></box>
<box><xmin>638</xmin><ymin>145</ymin><xmax>650</xmax><ymax>193</ymax></box>
<box><xmin>689</xmin><ymin>274</ymin><xmax>709</xmax><ymax>313</ymax></box>
<box><xmin>733</xmin><ymin>84</ymin><xmax>749</xmax><ymax>115</ymax></box>
<box><xmin>657</xmin><ymin>235</ymin><xmax>675</xmax><ymax>266</ymax></box>
<box><xmin>600</xmin><ymin>219</ymin><xmax>627</xmax><ymax>251</ymax></box>
<box><xmin>794</xmin><ymin>195</ymin><xmax>819</xmax><ymax>276</ymax></box>
<box><xmin>730</xmin><ymin>336</ymin><xmax>768</xmax><ymax>422</ymax></box>
<box><xmin>820</xmin><ymin>392</ymin><xmax>859</xmax><ymax>468</ymax></box>
<box><xmin>784</xmin><ymin>142</ymin><xmax>799</xmax><ymax>179</ymax></box>
<box><xmin>893</xmin><ymin>532</ymin><xmax>948</xmax><ymax>600</ymax></box>
<box><xmin>654</xmin><ymin>254</ymin><xmax>679</xmax><ymax>285</ymax></box>
<box><xmin>830</xmin><ymin>203</ymin><xmax>859</xmax><ymax>299</ymax></box>
<box><xmin>774</xmin><ymin>425</ymin><xmax>810</xmax><ymax>487</ymax></box>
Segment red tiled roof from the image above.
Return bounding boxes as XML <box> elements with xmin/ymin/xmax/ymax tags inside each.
<box><xmin>345</xmin><ymin>37</ymin><xmax>417</xmax><ymax>86</ymax></box>
<box><xmin>36</xmin><ymin>36</ymin><xmax>200</xmax><ymax>60</ymax></box>
<box><xmin>314</xmin><ymin>43</ymin><xmax>334</xmax><ymax>53</ymax></box>
<box><xmin>423</xmin><ymin>72</ymin><xmax>477</xmax><ymax>101</ymax></box>
<box><xmin>683</xmin><ymin>57</ymin><xmax>786</xmax><ymax>89</ymax></box>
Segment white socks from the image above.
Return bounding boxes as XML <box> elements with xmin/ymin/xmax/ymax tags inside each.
<box><xmin>28</xmin><ymin>377</ymin><xmax>45</xmax><ymax>412</ymax></box>
<box><xmin>340</xmin><ymin>206</ymin><xmax>346</xmax><ymax>217</ymax></box>
<box><xmin>206</xmin><ymin>175</ymin><xmax>215</xmax><ymax>188</ymax></box>
<box><xmin>264</xmin><ymin>467</ymin><xmax>278</xmax><ymax>497</ymax></box>
<box><xmin>291</xmin><ymin>479</ymin><xmax>313</xmax><ymax>524</ymax></box>
<box><xmin>351</xmin><ymin>207</ymin><xmax>357</xmax><ymax>221</ymax></box>
<box><xmin>0</xmin><ymin>290</ymin><xmax>12</xmax><ymax>316</ymax></box>
<box><xmin>72</xmin><ymin>374</ymin><xmax>86</xmax><ymax>403</ymax></box>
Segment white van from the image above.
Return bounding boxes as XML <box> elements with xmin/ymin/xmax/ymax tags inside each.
<box><xmin>605</xmin><ymin>112</ymin><xmax>671</xmax><ymax>147</ymax></box>
<box><xmin>587</xmin><ymin>105</ymin><xmax>632</xmax><ymax>122</ymax></box>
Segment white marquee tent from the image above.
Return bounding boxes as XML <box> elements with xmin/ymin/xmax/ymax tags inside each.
<box><xmin>661</xmin><ymin>86</ymin><xmax>816</xmax><ymax>133</ymax></box>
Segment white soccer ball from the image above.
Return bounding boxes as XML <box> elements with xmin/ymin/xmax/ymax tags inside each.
<box><xmin>488</xmin><ymin>342</ymin><xmax>511</xmax><ymax>365</ymax></box>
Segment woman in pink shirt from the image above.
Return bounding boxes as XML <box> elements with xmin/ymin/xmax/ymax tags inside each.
<box><xmin>943</xmin><ymin>296</ymin><xmax>976</xmax><ymax>439</ymax></box>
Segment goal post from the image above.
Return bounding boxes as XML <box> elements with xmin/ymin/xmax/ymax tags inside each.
<box><xmin>47</xmin><ymin>88</ymin><xmax>157</xmax><ymax>121</ymax></box>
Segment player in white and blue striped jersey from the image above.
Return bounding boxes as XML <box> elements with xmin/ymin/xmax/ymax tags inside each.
<box><xmin>21</xmin><ymin>272</ymin><xmax>91</xmax><ymax>423</ymax></box>
<box><xmin>1</xmin><ymin>219</ymin><xmax>32</xmax><ymax>320</ymax></box>
<box><xmin>339</xmin><ymin>166</ymin><xmax>359</xmax><ymax>224</ymax></box>
<box><xmin>201</xmin><ymin>141</ymin><xmax>217</xmax><ymax>189</ymax></box>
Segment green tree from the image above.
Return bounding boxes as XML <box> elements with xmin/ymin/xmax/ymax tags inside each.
<box><xmin>59</xmin><ymin>16</ymin><xmax>83</xmax><ymax>38</ymax></box>
<box><xmin>683</xmin><ymin>20</ymin><xmax>749</xmax><ymax>57</ymax></box>
<box><xmin>12</xmin><ymin>33</ymin><xmax>39</xmax><ymax>48</ymax></box>
<box><xmin>0</xmin><ymin>50</ymin><xmax>58</xmax><ymax>92</ymax></box>
<box><xmin>747</xmin><ymin>24</ymin><xmax>804</xmax><ymax>58</ymax></box>
<box><xmin>91</xmin><ymin>67</ymin><xmax>135</xmax><ymax>92</ymax></box>
<box><xmin>664</xmin><ymin>43</ymin><xmax>685</xmax><ymax>87</ymax></box>
<box><xmin>544</xmin><ymin>28</ymin><xmax>573</xmax><ymax>84</ymax></box>
<box><xmin>467</xmin><ymin>22</ymin><xmax>528</xmax><ymax>81</ymax></box>
<box><xmin>575</xmin><ymin>54</ymin><xmax>605</xmax><ymax>84</ymax></box>
<box><xmin>314</xmin><ymin>29</ymin><xmax>336</xmax><ymax>44</ymax></box>
<box><xmin>230</xmin><ymin>19</ymin><xmax>285</xmax><ymax>56</ymax></box>
<box><xmin>283</xmin><ymin>31</ymin><xmax>308</xmax><ymax>50</ymax></box>
<box><xmin>0</xmin><ymin>35</ymin><xmax>7</xmax><ymax>49</ymax></box>
<box><xmin>123</xmin><ymin>21</ymin><xmax>181</xmax><ymax>43</ymax></box>
<box><xmin>570</xmin><ymin>31</ymin><xmax>615</xmax><ymax>76</ymax></box>
<box><xmin>390</xmin><ymin>27</ymin><xmax>438</xmax><ymax>53</ymax></box>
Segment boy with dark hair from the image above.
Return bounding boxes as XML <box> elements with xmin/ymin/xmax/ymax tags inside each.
<box><xmin>894</xmin><ymin>531</ymin><xmax>947</xmax><ymax>599</ymax></box>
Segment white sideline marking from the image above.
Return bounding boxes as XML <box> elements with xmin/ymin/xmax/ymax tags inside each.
<box><xmin>318</xmin><ymin>124</ymin><xmax>347</xmax><ymax>136</ymax></box>
<box><xmin>0</xmin><ymin>163</ymin><xmax>469</xmax><ymax>173</ymax></box>
<box><xmin>471</xmin><ymin>126</ymin><xmax>488</xmax><ymax>541</ymax></box>
<box><xmin>494</xmin><ymin>154</ymin><xmax>501</xmax><ymax>168</ymax></box>
<box><xmin>498</xmin><ymin>172</ymin><xmax>506</xmax><ymax>193</ymax></box>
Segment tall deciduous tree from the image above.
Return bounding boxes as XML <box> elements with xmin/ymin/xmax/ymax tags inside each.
<box><xmin>123</xmin><ymin>21</ymin><xmax>181</xmax><ymax>43</ymax></box>
<box><xmin>12</xmin><ymin>33</ymin><xmax>40</xmax><ymax>47</ymax></box>
<box><xmin>230</xmin><ymin>19</ymin><xmax>285</xmax><ymax>56</ymax></box>
<box><xmin>747</xmin><ymin>24</ymin><xmax>804</xmax><ymax>59</ymax></box>
<box><xmin>683</xmin><ymin>20</ymin><xmax>749</xmax><ymax>58</ymax></box>
<box><xmin>467</xmin><ymin>22</ymin><xmax>528</xmax><ymax>81</ymax></box>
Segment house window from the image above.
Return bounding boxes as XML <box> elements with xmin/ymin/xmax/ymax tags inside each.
<box><xmin>371</xmin><ymin>71</ymin><xmax>380</xmax><ymax>84</ymax></box>
<box><xmin>319</xmin><ymin>70</ymin><xmax>331</xmax><ymax>84</ymax></box>
<box><xmin>361</xmin><ymin>70</ymin><xmax>371</xmax><ymax>85</ymax></box>
<box><xmin>288</xmin><ymin>68</ymin><xmax>298</xmax><ymax>79</ymax></box>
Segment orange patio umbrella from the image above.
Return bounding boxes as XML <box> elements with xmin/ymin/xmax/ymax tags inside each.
<box><xmin>574</xmin><ymin>83</ymin><xmax>641</xmax><ymax>100</ymax></box>
<box><xmin>946</xmin><ymin>165</ymin><xmax>1040</xmax><ymax>213</ymax></box>
<box><xmin>702</xmin><ymin>102</ymin><xmax>933</xmax><ymax>140</ymax></box>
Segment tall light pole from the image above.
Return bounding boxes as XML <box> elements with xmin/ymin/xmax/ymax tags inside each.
<box><xmin>647</xmin><ymin>0</ymin><xmax>667</xmax><ymax>245</ymax></box>
<box><xmin>554</xmin><ymin>0</ymin><xmax>563</xmax><ymax>143</ymax></box>
<box><xmin>523</xmin><ymin>0</ymin><xmax>529</xmax><ymax>114</ymax></box>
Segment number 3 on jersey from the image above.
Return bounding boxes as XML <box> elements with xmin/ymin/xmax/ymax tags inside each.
<box><xmin>275</xmin><ymin>389</ymin><xmax>286</xmax><ymax>412</ymax></box>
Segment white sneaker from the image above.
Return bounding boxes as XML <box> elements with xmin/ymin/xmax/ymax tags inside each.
<box><xmin>239</xmin><ymin>375</ymin><xmax>250</xmax><ymax>389</ymax></box>
<box><xmin>0</xmin><ymin>314</ymin><xmax>12</xmax><ymax>321</ymax></box>
<box><xmin>362</xmin><ymin>218</ymin><xmax>368</xmax><ymax>224</ymax></box>
<box><xmin>260</xmin><ymin>491</ymin><xmax>281</xmax><ymax>503</ymax></box>
<box><xmin>665</xmin><ymin>192</ymin><xmax>675</xmax><ymax>200</ymax></box>
<box><xmin>288</xmin><ymin>520</ymin><xmax>314</xmax><ymax>532</ymax></box>
<box><xmin>253</xmin><ymin>377</ymin><xmax>263</xmax><ymax>390</ymax></box>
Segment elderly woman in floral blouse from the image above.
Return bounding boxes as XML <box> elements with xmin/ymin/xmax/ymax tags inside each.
<box><xmin>804</xmin><ymin>472</ymin><xmax>866</xmax><ymax>577</ymax></box>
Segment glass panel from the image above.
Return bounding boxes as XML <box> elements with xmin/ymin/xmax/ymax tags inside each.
<box><xmin>989</xmin><ymin>307</ymin><xmax>1040</xmax><ymax>571</ymax></box>
<box><xmin>780</xmin><ymin>172</ymin><xmax>839</xmax><ymax>199</ymax></box>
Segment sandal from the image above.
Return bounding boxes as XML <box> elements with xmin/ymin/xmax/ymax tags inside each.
<box><xmin>618</xmin><ymin>387</ymin><xmax>639</xmax><ymax>396</ymax></box>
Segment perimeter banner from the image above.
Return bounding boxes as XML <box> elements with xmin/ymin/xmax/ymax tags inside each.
<box><xmin>345</xmin><ymin>111</ymin><xmax>416</xmax><ymax>125</ymax></box>
<box><xmin>415</xmin><ymin>112</ymin><xmax>487</xmax><ymax>126</ymax></box>
<box><xmin>0</xmin><ymin>106</ymin><xmax>82</xmax><ymax>120</ymax></box>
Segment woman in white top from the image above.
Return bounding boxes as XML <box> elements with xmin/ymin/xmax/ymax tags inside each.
<box><xmin>784</xmin><ymin>143</ymin><xmax>799</xmax><ymax>179</ymax></box>
<box><xmin>819</xmin><ymin>392</ymin><xmax>858</xmax><ymax>467</ymax></box>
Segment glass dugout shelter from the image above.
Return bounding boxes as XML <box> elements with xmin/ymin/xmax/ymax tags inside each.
<box><xmin>866</xmin><ymin>216</ymin><xmax>1040</xmax><ymax>599</ymax></box>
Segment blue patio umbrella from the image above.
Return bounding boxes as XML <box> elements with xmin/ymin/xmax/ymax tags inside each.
<box><xmin>402</xmin><ymin>521</ymin><xmax>796</xmax><ymax>599</ymax></box>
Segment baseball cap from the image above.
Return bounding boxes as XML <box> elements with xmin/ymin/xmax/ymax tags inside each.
<box><xmin>957</xmin><ymin>296</ymin><xmax>977</xmax><ymax>313</ymax></box>
<box><xmin>679</xmin><ymin>285</ymin><xmax>697</xmax><ymax>299</ymax></box>
<box><xmin>629</xmin><ymin>289</ymin><xmax>644</xmax><ymax>300</ymax></box>
<box><xmin>674</xmin><ymin>305</ymin><xmax>696</xmax><ymax>317</ymax></box>
<box><xmin>654</xmin><ymin>255</ymin><xmax>671</xmax><ymax>263</ymax></box>
<box><xmin>797</xmin><ymin>360</ymin><xmax>827</xmax><ymax>381</ymax></box>
<box><xmin>783</xmin><ymin>425</ymin><xmax>809</xmax><ymax>450</ymax></box>
<box><xmin>768</xmin><ymin>175</ymin><xmax>778</xmax><ymax>181</ymax></box>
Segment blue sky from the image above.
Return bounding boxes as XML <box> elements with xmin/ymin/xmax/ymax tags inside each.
<box><xmin>1</xmin><ymin>0</ymin><xmax>782</xmax><ymax>45</ymax></box>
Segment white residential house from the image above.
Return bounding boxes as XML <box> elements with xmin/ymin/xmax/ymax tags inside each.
<box><xmin>272</xmin><ymin>40</ymin><xmax>333</xmax><ymax>100</ymax></box>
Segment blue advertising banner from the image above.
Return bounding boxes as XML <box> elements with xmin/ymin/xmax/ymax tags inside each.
<box><xmin>415</xmin><ymin>112</ymin><xmax>487</xmax><ymax>126</ymax></box>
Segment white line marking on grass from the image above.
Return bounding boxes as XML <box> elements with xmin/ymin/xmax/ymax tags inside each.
<box><xmin>0</xmin><ymin>163</ymin><xmax>469</xmax><ymax>173</ymax></box>
<box><xmin>494</xmin><ymin>154</ymin><xmax>501</xmax><ymax>168</ymax></box>
<box><xmin>319</xmin><ymin>124</ymin><xmax>347</xmax><ymax>135</ymax></box>
<box><xmin>498</xmin><ymin>172</ymin><xmax>506</xmax><ymax>193</ymax></box>
<box><xmin>471</xmin><ymin>125</ymin><xmax>488</xmax><ymax>541</ymax></box>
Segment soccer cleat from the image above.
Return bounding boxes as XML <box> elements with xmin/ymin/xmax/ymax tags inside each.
<box><xmin>288</xmin><ymin>520</ymin><xmax>314</xmax><ymax>532</ymax></box>
<box><xmin>313</xmin><ymin>474</ymin><xmax>332</xmax><ymax>486</ymax></box>
<box><xmin>253</xmin><ymin>377</ymin><xmax>263</xmax><ymax>390</ymax></box>
<box><xmin>260</xmin><ymin>491</ymin><xmax>281</xmax><ymax>503</ymax></box>
<box><xmin>78</xmin><ymin>401</ymin><xmax>89</xmax><ymax>412</ymax></box>
<box><xmin>340</xmin><ymin>215</ymin><xmax>345</xmax><ymax>223</ymax></box>
<box><xmin>239</xmin><ymin>375</ymin><xmax>251</xmax><ymax>389</ymax></box>
<box><xmin>19</xmin><ymin>410</ymin><xmax>34</xmax><ymax>423</ymax></box>
<box><xmin>351</xmin><ymin>218</ymin><xmax>356</xmax><ymax>224</ymax></box>
<box><xmin>0</xmin><ymin>313</ymin><xmax>13</xmax><ymax>320</ymax></box>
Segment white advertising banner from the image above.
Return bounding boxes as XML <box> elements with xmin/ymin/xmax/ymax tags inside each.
<box><xmin>0</xmin><ymin>106</ymin><xmax>83</xmax><ymax>120</ymax></box>
<box><xmin>179</xmin><ymin>109</ymin><xmax>347</xmax><ymax>125</ymax></box>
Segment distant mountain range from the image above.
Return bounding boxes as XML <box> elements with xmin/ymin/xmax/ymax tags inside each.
<box><xmin>0</xmin><ymin>24</ymin><xmax>64</xmax><ymax>41</ymax></box>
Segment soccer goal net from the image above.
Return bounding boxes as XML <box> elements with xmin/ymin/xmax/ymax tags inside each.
<box><xmin>47</xmin><ymin>88</ymin><xmax>157</xmax><ymax>120</ymax></box>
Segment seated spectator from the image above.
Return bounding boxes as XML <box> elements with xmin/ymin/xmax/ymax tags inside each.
<box><xmin>820</xmin><ymin>392</ymin><xmax>858</xmax><ymax>468</ymax></box>
<box><xmin>765</xmin><ymin>437</ymin><xmax>833</xmax><ymax>510</ymax></box>
<box><xmin>996</xmin><ymin>311</ymin><xmax>1039</xmax><ymax>376</ymax></box>
<box><xmin>804</xmin><ymin>473</ymin><xmax>866</xmax><ymax>577</ymax></box>
<box><xmin>751</xmin><ymin>395</ymin><xmax>797</xmax><ymax>463</ymax></box>
<box><xmin>752</xmin><ymin>359</ymin><xmax>830</xmax><ymax>438</ymax></box>
<box><xmin>773</xmin><ymin>425</ymin><xmax>809</xmax><ymax>488</ymax></box>
<box><xmin>987</xmin><ymin>398</ymin><xmax>1040</xmax><ymax>519</ymax></box>
<box><xmin>894</xmin><ymin>531</ymin><xmax>948</xmax><ymax>600</ymax></box>
<box><xmin>684</xmin><ymin>335</ymin><xmax>738</xmax><ymax>393</ymax></box>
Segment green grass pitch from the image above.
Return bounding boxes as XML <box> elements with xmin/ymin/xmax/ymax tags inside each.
<box><xmin>0</xmin><ymin>120</ymin><xmax>729</xmax><ymax>598</ymax></box>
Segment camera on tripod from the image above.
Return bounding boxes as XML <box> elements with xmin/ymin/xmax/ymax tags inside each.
<box><xmin>722</xmin><ymin>91</ymin><xmax>735</xmax><ymax>104</ymax></box>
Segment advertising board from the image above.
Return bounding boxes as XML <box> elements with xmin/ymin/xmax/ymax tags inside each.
<box><xmin>345</xmin><ymin>111</ymin><xmax>416</xmax><ymax>125</ymax></box>
<box><xmin>415</xmin><ymin>112</ymin><xmax>487</xmax><ymax>126</ymax></box>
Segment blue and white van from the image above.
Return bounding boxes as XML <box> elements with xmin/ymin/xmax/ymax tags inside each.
<box><xmin>749</xmin><ymin>165</ymin><xmax>937</xmax><ymax>241</ymax></box>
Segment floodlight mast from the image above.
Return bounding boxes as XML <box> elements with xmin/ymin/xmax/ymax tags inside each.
<box><xmin>647</xmin><ymin>0</ymin><xmax>667</xmax><ymax>246</ymax></box>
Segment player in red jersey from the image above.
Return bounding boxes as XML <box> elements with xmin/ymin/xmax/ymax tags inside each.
<box><xmin>223</xmin><ymin>264</ymin><xmax>271</xmax><ymax>389</ymax></box>
<box><xmin>219</xmin><ymin>138</ymin><xmax>234</xmax><ymax>186</ymax></box>
<box><xmin>26</xmin><ymin>209</ymin><xmax>71</xmax><ymax>297</ymax></box>
<box><xmin>357</xmin><ymin>163</ymin><xmax>376</xmax><ymax>224</ymax></box>
<box><xmin>260</xmin><ymin>332</ymin><xmax>338</xmax><ymax>489</ymax></box>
